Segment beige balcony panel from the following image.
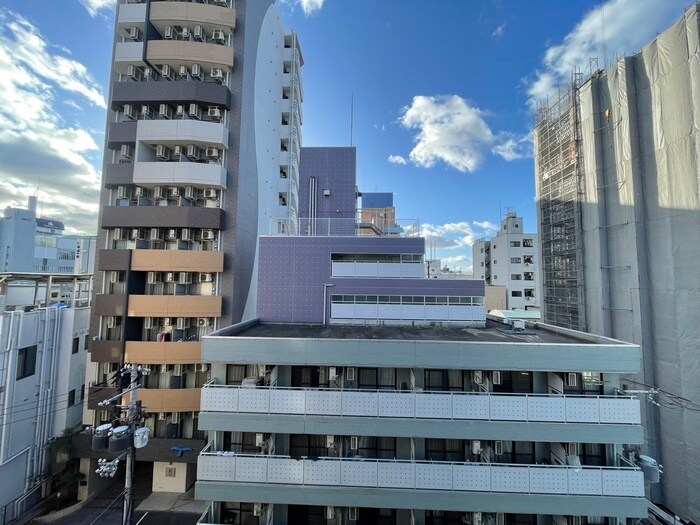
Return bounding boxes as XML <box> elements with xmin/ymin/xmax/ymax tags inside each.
<box><xmin>138</xmin><ymin>388</ymin><xmax>201</xmax><ymax>413</ymax></box>
<box><xmin>127</xmin><ymin>295</ymin><xmax>222</xmax><ymax>318</ymax></box>
<box><xmin>149</xmin><ymin>2</ymin><xmax>235</xmax><ymax>30</ymax></box>
<box><xmin>125</xmin><ymin>341</ymin><xmax>202</xmax><ymax>365</ymax></box>
<box><xmin>131</xmin><ymin>250</ymin><xmax>224</xmax><ymax>273</ymax></box>
<box><xmin>147</xmin><ymin>40</ymin><xmax>234</xmax><ymax>69</ymax></box>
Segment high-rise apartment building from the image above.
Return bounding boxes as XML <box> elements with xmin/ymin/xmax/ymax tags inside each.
<box><xmin>82</xmin><ymin>0</ymin><xmax>302</xmax><ymax>495</ymax></box>
<box><xmin>472</xmin><ymin>213</ymin><xmax>541</xmax><ymax>311</ymax></box>
<box><xmin>193</xmin><ymin>148</ymin><xmax>647</xmax><ymax>525</ymax></box>
<box><xmin>535</xmin><ymin>4</ymin><xmax>700</xmax><ymax>522</ymax></box>
<box><xmin>359</xmin><ymin>192</ymin><xmax>401</xmax><ymax>235</ymax></box>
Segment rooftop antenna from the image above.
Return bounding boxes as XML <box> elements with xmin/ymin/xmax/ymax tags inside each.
<box><xmin>350</xmin><ymin>93</ymin><xmax>354</xmax><ymax>147</ymax></box>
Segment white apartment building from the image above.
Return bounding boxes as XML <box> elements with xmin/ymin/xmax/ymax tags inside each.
<box><xmin>473</xmin><ymin>213</ymin><xmax>540</xmax><ymax>310</ymax></box>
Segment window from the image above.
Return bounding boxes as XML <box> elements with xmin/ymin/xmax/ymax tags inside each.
<box><xmin>524</xmin><ymin>272</ymin><xmax>534</xmax><ymax>281</ymax></box>
<box><xmin>524</xmin><ymin>289</ymin><xmax>535</xmax><ymax>298</ymax></box>
<box><xmin>493</xmin><ymin>259</ymin><xmax>497</xmax><ymax>264</ymax></box>
<box><xmin>480</xmin><ymin>262</ymin><xmax>484</xmax><ymax>267</ymax></box>
<box><xmin>511</xmin><ymin>274</ymin><xmax>522</xmax><ymax>280</ymax></box>
<box><xmin>480</xmin><ymin>248</ymin><xmax>484</xmax><ymax>253</ymax></box>
<box><xmin>165</xmin><ymin>466</ymin><xmax>177</xmax><ymax>478</ymax></box>
<box><xmin>523</xmin><ymin>255</ymin><xmax>534</xmax><ymax>264</ymax></box>
<box><xmin>84</xmin><ymin>335</ymin><xmax>89</xmax><ymax>350</ymax></box>
<box><xmin>511</xmin><ymin>291</ymin><xmax>522</xmax><ymax>297</ymax></box>
<box><xmin>72</xmin><ymin>337</ymin><xmax>79</xmax><ymax>354</ymax></box>
<box><xmin>523</xmin><ymin>238</ymin><xmax>533</xmax><ymax>247</ymax></box>
<box><xmin>80</xmin><ymin>384</ymin><xmax>85</xmax><ymax>402</ymax></box>
<box><xmin>510</xmin><ymin>241</ymin><xmax>521</xmax><ymax>247</ymax></box>
<box><xmin>68</xmin><ymin>389</ymin><xmax>76</xmax><ymax>406</ymax></box>
<box><xmin>510</xmin><ymin>257</ymin><xmax>522</xmax><ymax>264</ymax></box>
<box><xmin>492</xmin><ymin>244</ymin><xmax>496</xmax><ymax>249</ymax></box>
<box><xmin>16</xmin><ymin>345</ymin><xmax>37</xmax><ymax>380</ymax></box>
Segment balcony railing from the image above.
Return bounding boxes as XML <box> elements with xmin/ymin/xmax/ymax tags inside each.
<box><xmin>200</xmin><ymin>385</ymin><xmax>642</xmax><ymax>425</ymax></box>
<box><xmin>197</xmin><ymin>449</ymin><xmax>644</xmax><ymax>498</ymax></box>
<box><xmin>269</xmin><ymin>218</ymin><xmax>421</xmax><ymax>237</ymax></box>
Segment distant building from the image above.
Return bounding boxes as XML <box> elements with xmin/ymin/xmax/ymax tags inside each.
<box><xmin>0</xmin><ymin>196</ymin><xmax>96</xmax><ymax>275</ymax></box>
<box><xmin>359</xmin><ymin>192</ymin><xmax>401</xmax><ymax>235</ymax></box>
<box><xmin>472</xmin><ymin>212</ymin><xmax>541</xmax><ymax>310</ymax></box>
<box><xmin>0</xmin><ymin>274</ymin><xmax>91</xmax><ymax>522</ymax></box>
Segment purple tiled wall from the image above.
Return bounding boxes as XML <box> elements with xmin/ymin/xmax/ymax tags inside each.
<box><xmin>298</xmin><ymin>147</ymin><xmax>357</xmax><ymax>221</ymax></box>
<box><xmin>257</xmin><ymin>236</ymin><xmax>485</xmax><ymax>323</ymax></box>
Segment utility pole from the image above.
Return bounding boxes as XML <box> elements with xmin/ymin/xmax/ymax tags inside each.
<box><xmin>122</xmin><ymin>364</ymin><xmax>139</xmax><ymax>525</ymax></box>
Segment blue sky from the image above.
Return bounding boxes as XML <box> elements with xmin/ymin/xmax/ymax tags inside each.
<box><xmin>0</xmin><ymin>0</ymin><xmax>688</xmax><ymax>271</ymax></box>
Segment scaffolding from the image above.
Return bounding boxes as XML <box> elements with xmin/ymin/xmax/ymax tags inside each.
<box><xmin>534</xmin><ymin>74</ymin><xmax>586</xmax><ymax>331</ymax></box>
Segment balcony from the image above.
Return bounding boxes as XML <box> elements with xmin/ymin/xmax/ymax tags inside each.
<box><xmin>147</xmin><ymin>40</ymin><xmax>234</xmax><ymax>70</ymax></box>
<box><xmin>130</xmin><ymin>250</ymin><xmax>223</xmax><ymax>273</ymax></box>
<box><xmin>87</xmin><ymin>386</ymin><xmax>120</xmax><ymax>410</ymax></box>
<box><xmin>90</xmin><ymin>340</ymin><xmax>124</xmax><ymax>363</ymax></box>
<box><xmin>103</xmin><ymin>163</ymin><xmax>135</xmax><ymax>188</ymax></box>
<box><xmin>94</xmin><ymin>294</ymin><xmax>128</xmax><ymax>317</ymax></box>
<box><xmin>114</xmin><ymin>41</ymin><xmax>145</xmax><ymax>63</ymax></box>
<box><xmin>72</xmin><ymin>433</ymin><xmax>205</xmax><ymax>464</ymax></box>
<box><xmin>133</xmin><ymin>161</ymin><xmax>227</xmax><ymax>188</ymax></box>
<box><xmin>136</xmin><ymin>119</ymin><xmax>228</xmax><ymax>149</ymax></box>
<box><xmin>100</xmin><ymin>206</ymin><xmax>224</xmax><ymax>229</ymax></box>
<box><xmin>149</xmin><ymin>1</ymin><xmax>235</xmax><ymax>30</ymax></box>
<box><xmin>117</xmin><ymin>2</ymin><xmax>147</xmax><ymax>26</ymax></box>
<box><xmin>110</xmin><ymin>80</ymin><xmax>231</xmax><ymax>111</ymax></box>
<box><xmin>127</xmin><ymin>294</ymin><xmax>222</xmax><ymax>318</ymax></box>
<box><xmin>107</xmin><ymin>120</ymin><xmax>138</xmax><ymax>149</ymax></box>
<box><xmin>196</xmin><ymin>452</ymin><xmax>646</xmax><ymax>517</ymax></box>
<box><xmin>125</xmin><ymin>341</ymin><xmax>202</xmax><ymax>365</ymax></box>
<box><xmin>97</xmin><ymin>249</ymin><xmax>131</xmax><ymax>271</ymax></box>
<box><xmin>139</xmin><ymin>388</ymin><xmax>201</xmax><ymax>413</ymax></box>
<box><xmin>332</xmin><ymin>261</ymin><xmax>425</xmax><ymax>279</ymax></box>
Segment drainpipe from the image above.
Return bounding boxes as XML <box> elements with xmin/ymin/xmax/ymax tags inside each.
<box><xmin>322</xmin><ymin>284</ymin><xmax>335</xmax><ymax>325</ymax></box>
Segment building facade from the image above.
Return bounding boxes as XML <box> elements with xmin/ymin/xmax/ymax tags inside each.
<box><xmin>534</xmin><ymin>5</ymin><xmax>700</xmax><ymax>522</ymax></box>
<box><xmin>0</xmin><ymin>276</ymin><xmax>91</xmax><ymax>522</ymax></box>
<box><xmin>0</xmin><ymin>196</ymin><xmax>96</xmax><ymax>275</ymax></box>
<box><xmin>83</xmin><ymin>0</ymin><xmax>303</xmax><ymax>495</ymax></box>
<box><xmin>472</xmin><ymin>213</ymin><xmax>541</xmax><ymax>310</ymax></box>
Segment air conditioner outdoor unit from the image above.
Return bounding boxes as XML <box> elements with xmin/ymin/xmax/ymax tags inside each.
<box><xmin>120</xmin><ymin>144</ymin><xmax>133</xmax><ymax>160</ymax></box>
<box><xmin>147</xmin><ymin>271</ymin><xmax>159</xmax><ymax>284</ymax></box>
<box><xmin>328</xmin><ymin>367</ymin><xmax>338</xmax><ymax>380</ymax></box>
<box><xmin>178</xmin><ymin>272</ymin><xmax>191</xmax><ymax>284</ymax></box>
<box><xmin>197</xmin><ymin>364</ymin><xmax>209</xmax><ymax>373</ymax></box>
<box><xmin>471</xmin><ymin>440</ymin><xmax>481</xmax><ymax>455</ymax></box>
<box><xmin>473</xmin><ymin>370</ymin><xmax>484</xmax><ymax>385</ymax></box>
<box><xmin>198</xmin><ymin>317</ymin><xmax>211</xmax><ymax>327</ymax></box>
<box><xmin>207</xmin><ymin>106</ymin><xmax>222</xmax><ymax>120</ymax></box>
<box><xmin>158</xmin><ymin>104</ymin><xmax>173</xmax><ymax>120</ymax></box>
<box><xmin>199</xmin><ymin>272</ymin><xmax>213</xmax><ymax>282</ymax></box>
<box><xmin>173</xmin><ymin>365</ymin><xmax>183</xmax><ymax>376</ymax></box>
<box><xmin>141</xmin><ymin>105</ymin><xmax>154</xmax><ymax>119</ymax></box>
<box><xmin>158</xmin><ymin>412</ymin><xmax>167</xmax><ymax>421</ymax></box>
<box><xmin>473</xmin><ymin>512</ymin><xmax>483</xmax><ymax>525</ymax></box>
<box><xmin>326</xmin><ymin>435</ymin><xmax>335</xmax><ymax>448</ymax></box>
<box><xmin>211</xmin><ymin>29</ymin><xmax>226</xmax><ymax>44</ymax></box>
<box><xmin>165</xmin><ymin>272</ymin><xmax>176</xmax><ymax>282</ymax></box>
<box><xmin>204</xmin><ymin>188</ymin><xmax>217</xmax><ymax>199</ymax></box>
<box><xmin>153</xmin><ymin>186</ymin><xmax>165</xmax><ymax>200</ymax></box>
<box><xmin>184</xmin><ymin>186</ymin><xmax>196</xmax><ymax>200</ymax></box>
<box><xmin>128</xmin><ymin>26</ymin><xmax>140</xmax><ymax>40</ymax></box>
<box><xmin>161</xmin><ymin>64</ymin><xmax>173</xmax><ymax>80</ymax></box>
<box><xmin>201</xmin><ymin>230</ymin><xmax>215</xmax><ymax>241</ymax></box>
<box><xmin>494</xmin><ymin>440</ymin><xmax>504</xmax><ymax>455</ymax></box>
<box><xmin>193</xmin><ymin>25</ymin><xmax>204</xmax><ymax>41</ymax></box>
<box><xmin>134</xmin><ymin>186</ymin><xmax>145</xmax><ymax>197</ymax></box>
<box><xmin>172</xmin><ymin>145</ymin><xmax>183</xmax><ymax>158</ymax></box>
<box><xmin>164</xmin><ymin>26</ymin><xmax>175</xmax><ymax>40</ymax></box>
<box><xmin>348</xmin><ymin>507</ymin><xmax>359</xmax><ymax>521</ymax></box>
<box><xmin>176</xmin><ymin>317</ymin><xmax>189</xmax><ymax>330</ymax></box>
<box><xmin>567</xmin><ymin>442</ymin><xmax>580</xmax><ymax>456</ymax></box>
<box><xmin>113</xmin><ymin>227</ymin><xmax>124</xmax><ymax>240</ymax></box>
<box><xmin>175</xmin><ymin>104</ymin><xmax>185</xmax><ymax>118</ymax></box>
<box><xmin>191</xmin><ymin>63</ymin><xmax>202</xmax><ymax>80</ymax></box>
<box><xmin>166</xmin><ymin>228</ymin><xmax>178</xmax><ymax>240</ymax></box>
<box><xmin>169</xmin><ymin>186</ymin><xmax>180</xmax><ymax>197</ymax></box>
<box><xmin>496</xmin><ymin>514</ymin><xmax>505</xmax><ymax>525</ymax></box>
<box><xmin>170</xmin><ymin>412</ymin><xmax>180</xmax><ymax>424</ymax></box>
<box><xmin>253</xmin><ymin>504</ymin><xmax>263</xmax><ymax>517</ymax></box>
<box><xmin>109</xmin><ymin>270</ymin><xmax>119</xmax><ymax>283</ymax></box>
<box><xmin>144</xmin><ymin>317</ymin><xmax>154</xmax><ymax>329</ymax></box>
<box><xmin>326</xmin><ymin>507</ymin><xmax>335</xmax><ymax>520</ymax></box>
<box><xmin>117</xmin><ymin>185</ymin><xmax>130</xmax><ymax>198</ymax></box>
<box><xmin>126</xmin><ymin>64</ymin><xmax>141</xmax><ymax>81</ymax></box>
<box><xmin>188</xmin><ymin>104</ymin><xmax>202</xmax><ymax>120</ymax></box>
<box><xmin>143</xmin><ymin>67</ymin><xmax>157</xmax><ymax>80</ymax></box>
<box><xmin>123</xmin><ymin>104</ymin><xmax>137</xmax><ymax>121</ymax></box>
<box><xmin>205</xmin><ymin>147</ymin><xmax>220</xmax><ymax>159</ymax></box>
<box><xmin>350</xmin><ymin>436</ymin><xmax>358</xmax><ymax>450</ymax></box>
<box><xmin>106</xmin><ymin>316</ymin><xmax>117</xmax><ymax>329</ymax></box>
<box><xmin>210</xmin><ymin>67</ymin><xmax>224</xmax><ymax>82</ymax></box>
<box><xmin>186</xmin><ymin>144</ymin><xmax>200</xmax><ymax>160</ymax></box>
<box><xmin>181</xmin><ymin>27</ymin><xmax>190</xmax><ymax>39</ymax></box>
<box><xmin>156</xmin><ymin>144</ymin><xmax>170</xmax><ymax>160</ymax></box>
<box><xmin>346</xmin><ymin>367</ymin><xmax>356</xmax><ymax>381</ymax></box>
<box><xmin>180</xmin><ymin>228</ymin><xmax>191</xmax><ymax>241</ymax></box>
<box><xmin>179</xmin><ymin>65</ymin><xmax>188</xmax><ymax>78</ymax></box>
<box><xmin>150</xmin><ymin>228</ymin><xmax>163</xmax><ymax>241</ymax></box>
<box><xmin>566</xmin><ymin>372</ymin><xmax>578</xmax><ymax>387</ymax></box>
<box><xmin>130</xmin><ymin>228</ymin><xmax>144</xmax><ymax>240</ymax></box>
<box><xmin>492</xmin><ymin>370</ymin><xmax>502</xmax><ymax>385</ymax></box>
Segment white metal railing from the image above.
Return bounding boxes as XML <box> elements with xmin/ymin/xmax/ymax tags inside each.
<box><xmin>197</xmin><ymin>451</ymin><xmax>644</xmax><ymax>497</ymax></box>
<box><xmin>268</xmin><ymin>218</ymin><xmax>421</xmax><ymax>237</ymax></box>
<box><xmin>331</xmin><ymin>261</ymin><xmax>426</xmax><ymax>278</ymax></box>
<box><xmin>200</xmin><ymin>385</ymin><xmax>642</xmax><ymax>425</ymax></box>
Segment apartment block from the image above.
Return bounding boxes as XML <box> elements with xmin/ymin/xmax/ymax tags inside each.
<box><xmin>472</xmin><ymin>212</ymin><xmax>541</xmax><ymax>310</ymax></box>
<box><xmin>83</xmin><ymin>0</ymin><xmax>303</xmax><ymax>495</ymax></box>
<box><xmin>535</xmin><ymin>5</ymin><xmax>700</xmax><ymax>521</ymax></box>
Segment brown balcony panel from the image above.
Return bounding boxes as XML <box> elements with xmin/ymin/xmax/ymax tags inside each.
<box><xmin>131</xmin><ymin>250</ymin><xmax>223</xmax><ymax>272</ymax></box>
<box><xmin>90</xmin><ymin>340</ymin><xmax>124</xmax><ymax>363</ymax></box>
<box><xmin>149</xmin><ymin>1</ymin><xmax>236</xmax><ymax>29</ymax></box>
<box><xmin>103</xmin><ymin>163</ymin><xmax>135</xmax><ymax>188</ymax></box>
<box><xmin>107</xmin><ymin>121</ymin><xmax>137</xmax><ymax>149</ymax></box>
<box><xmin>110</xmin><ymin>80</ymin><xmax>231</xmax><ymax>111</ymax></box>
<box><xmin>88</xmin><ymin>386</ymin><xmax>120</xmax><ymax>410</ymax></box>
<box><xmin>139</xmin><ymin>388</ymin><xmax>201</xmax><ymax>413</ymax></box>
<box><xmin>97</xmin><ymin>249</ymin><xmax>131</xmax><ymax>271</ymax></box>
<box><xmin>100</xmin><ymin>206</ymin><xmax>224</xmax><ymax>229</ymax></box>
<box><xmin>125</xmin><ymin>341</ymin><xmax>202</xmax><ymax>364</ymax></box>
<box><xmin>147</xmin><ymin>41</ymin><xmax>234</xmax><ymax>69</ymax></box>
<box><xmin>72</xmin><ymin>433</ymin><xmax>205</xmax><ymax>463</ymax></box>
<box><xmin>94</xmin><ymin>294</ymin><xmax>128</xmax><ymax>317</ymax></box>
<box><xmin>127</xmin><ymin>295</ymin><xmax>222</xmax><ymax>318</ymax></box>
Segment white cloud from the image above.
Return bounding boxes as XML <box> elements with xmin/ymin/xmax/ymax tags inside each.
<box><xmin>399</xmin><ymin>95</ymin><xmax>496</xmax><ymax>173</ymax></box>
<box><xmin>526</xmin><ymin>0</ymin><xmax>686</xmax><ymax>108</ymax></box>
<box><xmin>79</xmin><ymin>0</ymin><xmax>116</xmax><ymax>17</ymax></box>
<box><xmin>388</xmin><ymin>154</ymin><xmax>407</xmax><ymax>165</ymax></box>
<box><xmin>492</xmin><ymin>131</ymin><xmax>533</xmax><ymax>161</ymax></box>
<box><xmin>473</xmin><ymin>220</ymin><xmax>498</xmax><ymax>232</ymax></box>
<box><xmin>441</xmin><ymin>255</ymin><xmax>467</xmax><ymax>265</ymax></box>
<box><xmin>0</xmin><ymin>9</ymin><xmax>105</xmax><ymax>234</ymax></box>
<box><xmin>280</xmin><ymin>0</ymin><xmax>326</xmax><ymax>15</ymax></box>
<box><xmin>492</xmin><ymin>23</ymin><xmax>506</xmax><ymax>39</ymax></box>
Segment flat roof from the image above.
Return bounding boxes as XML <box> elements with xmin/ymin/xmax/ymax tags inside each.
<box><xmin>215</xmin><ymin>320</ymin><xmax>630</xmax><ymax>346</ymax></box>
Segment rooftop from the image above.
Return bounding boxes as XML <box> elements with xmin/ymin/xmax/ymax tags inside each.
<box><xmin>214</xmin><ymin>319</ymin><xmax>632</xmax><ymax>346</ymax></box>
